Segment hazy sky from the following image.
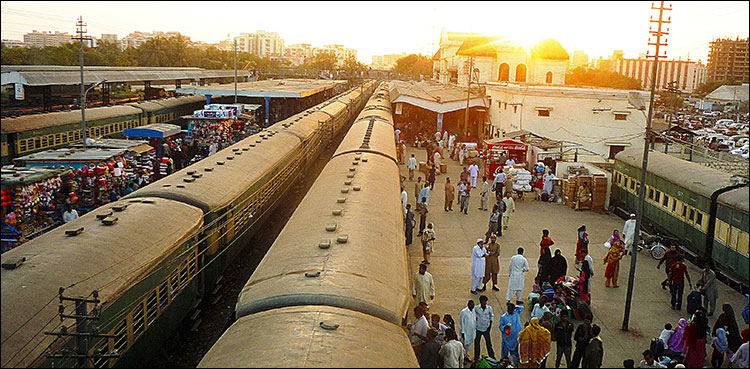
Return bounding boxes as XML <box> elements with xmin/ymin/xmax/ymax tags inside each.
<box><xmin>2</xmin><ymin>1</ymin><xmax>748</xmax><ymax>64</ymax></box>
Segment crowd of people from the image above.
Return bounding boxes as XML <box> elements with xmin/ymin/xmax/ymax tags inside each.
<box><xmin>399</xmin><ymin>128</ymin><xmax>749</xmax><ymax>368</ymax></box>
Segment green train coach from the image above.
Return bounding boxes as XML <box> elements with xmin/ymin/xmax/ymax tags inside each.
<box><xmin>0</xmin><ymin>82</ymin><xmax>376</xmax><ymax>368</ymax></box>
<box><xmin>611</xmin><ymin>147</ymin><xmax>749</xmax><ymax>290</ymax></box>
<box><xmin>0</xmin><ymin>96</ymin><xmax>205</xmax><ymax>166</ymax></box>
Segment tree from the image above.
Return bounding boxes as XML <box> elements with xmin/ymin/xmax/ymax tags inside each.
<box><xmin>393</xmin><ymin>54</ymin><xmax>432</xmax><ymax>80</ymax></box>
<box><xmin>341</xmin><ymin>55</ymin><xmax>367</xmax><ymax>76</ymax></box>
<box><xmin>564</xmin><ymin>67</ymin><xmax>642</xmax><ymax>90</ymax></box>
<box><xmin>310</xmin><ymin>52</ymin><xmax>337</xmax><ymax>71</ymax></box>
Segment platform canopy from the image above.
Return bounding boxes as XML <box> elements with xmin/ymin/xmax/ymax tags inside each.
<box><xmin>175</xmin><ymin>79</ymin><xmax>347</xmax><ymax>98</ymax></box>
<box><xmin>389</xmin><ymin>80</ymin><xmax>487</xmax><ymax>114</ymax></box>
<box><xmin>123</xmin><ymin>123</ymin><xmax>181</xmax><ymax>139</ymax></box>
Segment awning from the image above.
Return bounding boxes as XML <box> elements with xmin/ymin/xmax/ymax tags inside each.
<box><xmin>123</xmin><ymin>123</ymin><xmax>181</xmax><ymax>139</ymax></box>
<box><xmin>391</xmin><ymin>95</ymin><xmax>487</xmax><ymax>114</ymax></box>
<box><xmin>604</xmin><ymin>141</ymin><xmax>633</xmax><ymax>146</ymax></box>
<box><xmin>129</xmin><ymin>143</ymin><xmax>154</xmax><ymax>154</ymax></box>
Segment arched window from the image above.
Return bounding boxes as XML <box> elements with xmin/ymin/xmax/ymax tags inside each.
<box><xmin>515</xmin><ymin>64</ymin><xmax>527</xmax><ymax>83</ymax></box>
<box><xmin>545</xmin><ymin>71</ymin><xmax>553</xmax><ymax>84</ymax></box>
<box><xmin>498</xmin><ymin>63</ymin><xmax>510</xmax><ymax>82</ymax></box>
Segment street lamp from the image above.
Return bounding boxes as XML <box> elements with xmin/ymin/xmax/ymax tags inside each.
<box><xmin>81</xmin><ymin>79</ymin><xmax>106</xmax><ymax>149</ymax></box>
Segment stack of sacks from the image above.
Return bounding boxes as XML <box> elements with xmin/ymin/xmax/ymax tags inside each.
<box><xmin>509</xmin><ymin>167</ymin><xmax>532</xmax><ymax>191</ymax></box>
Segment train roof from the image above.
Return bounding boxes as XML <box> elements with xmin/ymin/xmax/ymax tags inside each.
<box><xmin>615</xmin><ymin>147</ymin><xmax>749</xmax><ymax>213</ymax></box>
<box><xmin>235</xmin><ymin>153</ymin><xmax>409</xmax><ymax>325</ymax></box>
<box><xmin>0</xmin><ymin>197</ymin><xmax>203</xmax><ymax>368</ymax></box>
<box><xmin>0</xmin><ymin>105</ymin><xmax>142</xmax><ymax>134</ymax></box>
<box><xmin>123</xmin><ymin>130</ymin><xmax>299</xmax><ymax>213</ymax></box>
<box><xmin>197</xmin><ymin>306</ymin><xmax>418</xmax><ymax>368</ymax></box>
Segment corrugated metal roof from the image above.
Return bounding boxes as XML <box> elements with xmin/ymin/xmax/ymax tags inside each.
<box><xmin>1</xmin><ymin>66</ymin><xmax>249</xmax><ymax>86</ymax></box>
<box><xmin>176</xmin><ymin>79</ymin><xmax>347</xmax><ymax>98</ymax></box>
<box><xmin>0</xmin><ymin>105</ymin><xmax>141</xmax><ymax>134</ymax></box>
<box><xmin>615</xmin><ymin>147</ymin><xmax>748</xmax><ymax>212</ymax></box>
<box><xmin>388</xmin><ymin>80</ymin><xmax>487</xmax><ymax>114</ymax></box>
<box><xmin>705</xmin><ymin>83</ymin><xmax>749</xmax><ymax>102</ymax></box>
<box><xmin>14</xmin><ymin>147</ymin><xmax>126</xmax><ymax>163</ymax></box>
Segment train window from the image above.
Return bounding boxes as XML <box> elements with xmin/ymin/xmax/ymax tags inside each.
<box><xmin>689</xmin><ymin>209</ymin><xmax>695</xmax><ymax>221</ymax></box>
<box><xmin>696</xmin><ymin>212</ymin><xmax>703</xmax><ymax>226</ymax></box>
<box><xmin>41</xmin><ymin>136</ymin><xmax>48</xmax><ymax>148</ymax></box>
<box><xmin>654</xmin><ymin>190</ymin><xmax>661</xmax><ymax>203</ymax></box>
<box><xmin>169</xmin><ymin>270</ymin><xmax>179</xmax><ymax>297</ymax></box>
<box><xmin>648</xmin><ymin>188</ymin><xmax>654</xmax><ymax>200</ymax></box>
<box><xmin>738</xmin><ymin>231</ymin><xmax>749</xmax><ymax>255</ymax></box>
<box><xmin>188</xmin><ymin>251</ymin><xmax>197</xmax><ymax>277</ymax></box>
<box><xmin>179</xmin><ymin>262</ymin><xmax>188</xmax><ymax>288</ymax></box>
<box><xmin>113</xmin><ymin>319</ymin><xmax>128</xmax><ymax>356</ymax></box>
<box><xmin>729</xmin><ymin>227</ymin><xmax>740</xmax><ymax>249</ymax></box>
<box><xmin>146</xmin><ymin>290</ymin><xmax>158</xmax><ymax>325</ymax></box>
<box><xmin>681</xmin><ymin>204</ymin><xmax>688</xmax><ymax>218</ymax></box>
<box><xmin>61</xmin><ymin>133</ymin><xmax>68</xmax><ymax>144</ymax></box>
<box><xmin>19</xmin><ymin>140</ymin><xmax>27</xmax><ymax>152</ymax></box>
<box><xmin>74</xmin><ymin>131</ymin><xmax>81</xmax><ymax>141</ymax></box>
<box><xmin>663</xmin><ymin>194</ymin><xmax>670</xmax><ymax>207</ymax></box>
<box><xmin>132</xmin><ymin>302</ymin><xmax>145</xmax><ymax>339</ymax></box>
<box><xmin>629</xmin><ymin>179</ymin><xmax>635</xmax><ymax>190</ymax></box>
<box><xmin>158</xmin><ymin>282</ymin><xmax>168</xmax><ymax>309</ymax></box>
<box><xmin>55</xmin><ymin>134</ymin><xmax>62</xmax><ymax>145</ymax></box>
<box><xmin>716</xmin><ymin>220</ymin><xmax>730</xmax><ymax>244</ymax></box>
<box><xmin>91</xmin><ymin>339</ymin><xmax>109</xmax><ymax>368</ymax></box>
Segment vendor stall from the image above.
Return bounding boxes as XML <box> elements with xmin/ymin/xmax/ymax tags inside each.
<box><xmin>13</xmin><ymin>148</ymin><xmax>137</xmax><ymax>212</ymax></box>
<box><xmin>181</xmin><ymin>104</ymin><xmax>259</xmax><ymax>165</ymax></box>
<box><xmin>482</xmin><ymin>138</ymin><xmax>528</xmax><ymax>180</ymax></box>
<box><xmin>1</xmin><ymin>166</ymin><xmax>72</xmax><ymax>252</ymax></box>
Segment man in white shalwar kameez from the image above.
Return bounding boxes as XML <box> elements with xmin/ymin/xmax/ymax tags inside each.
<box><xmin>471</xmin><ymin>239</ymin><xmax>488</xmax><ymax>293</ymax></box>
<box><xmin>459</xmin><ymin>300</ymin><xmax>477</xmax><ymax>360</ymax></box>
<box><xmin>469</xmin><ymin>163</ymin><xmax>479</xmax><ymax>188</ymax></box>
<box><xmin>401</xmin><ymin>187</ymin><xmax>408</xmax><ymax>214</ymax></box>
<box><xmin>542</xmin><ymin>171</ymin><xmax>555</xmax><ymax>195</ymax></box>
<box><xmin>433</xmin><ymin>151</ymin><xmax>442</xmax><ymax>172</ymax></box>
<box><xmin>506</xmin><ymin>247</ymin><xmax>530</xmax><ymax>303</ymax></box>
<box><xmin>412</xmin><ymin>263</ymin><xmax>435</xmax><ymax>308</ymax></box>
<box><xmin>622</xmin><ymin>213</ymin><xmax>637</xmax><ymax>255</ymax></box>
<box><xmin>449</xmin><ymin>134</ymin><xmax>456</xmax><ymax>152</ymax></box>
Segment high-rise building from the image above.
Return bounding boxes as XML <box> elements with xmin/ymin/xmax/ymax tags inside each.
<box><xmin>371</xmin><ymin>53</ymin><xmax>409</xmax><ymax>69</ymax></box>
<box><xmin>100</xmin><ymin>34</ymin><xmax>118</xmax><ymax>43</ymax></box>
<box><xmin>321</xmin><ymin>44</ymin><xmax>357</xmax><ymax>64</ymax></box>
<box><xmin>570</xmin><ymin>50</ymin><xmax>589</xmax><ymax>69</ymax></box>
<box><xmin>233</xmin><ymin>31</ymin><xmax>285</xmax><ymax>57</ymax></box>
<box><xmin>707</xmin><ymin>37</ymin><xmax>749</xmax><ymax>82</ymax></box>
<box><xmin>23</xmin><ymin>31</ymin><xmax>72</xmax><ymax>48</ymax></box>
<box><xmin>1</xmin><ymin>39</ymin><xmax>26</xmax><ymax>48</ymax></box>
<box><xmin>615</xmin><ymin>58</ymin><xmax>707</xmax><ymax>93</ymax></box>
<box><xmin>284</xmin><ymin>43</ymin><xmax>316</xmax><ymax>65</ymax></box>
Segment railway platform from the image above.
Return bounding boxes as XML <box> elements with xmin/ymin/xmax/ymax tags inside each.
<box><xmin>401</xmin><ymin>144</ymin><xmax>747</xmax><ymax>367</ymax></box>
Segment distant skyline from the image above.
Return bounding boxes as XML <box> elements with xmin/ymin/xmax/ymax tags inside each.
<box><xmin>1</xmin><ymin>1</ymin><xmax>748</xmax><ymax>64</ymax></box>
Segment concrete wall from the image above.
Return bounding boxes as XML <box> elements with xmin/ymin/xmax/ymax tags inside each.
<box><xmin>486</xmin><ymin>83</ymin><xmax>648</xmax><ymax>159</ymax></box>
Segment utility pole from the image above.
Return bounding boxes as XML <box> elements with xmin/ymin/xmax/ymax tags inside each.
<box><xmin>234</xmin><ymin>38</ymin><xmax>238</xmax><ymax>104</ymax></box>
<box><xmin>665</xmin><ymin>80</ymin><xmax>679</xmax><ymax>154</ymax></box>
<box><xmin>622</xmin><ymin>0</ymin><xmax>671</xmax><ymax>332</ymax></box>
<box><xmin>75</xmin><ymin>17</ymin><xmax>93</xmax><ymax>149</ymax></box>
<box><xmin>463</xmin><ymin>56</ymin><xmax>474</xmax><ymax>139</ymax></box>
<box><xmin>44</xmin><ymin>288</ymin><xmax>118</xmax><ymax>367</ymax></box>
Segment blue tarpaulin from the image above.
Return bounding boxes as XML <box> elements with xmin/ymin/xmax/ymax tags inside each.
<box><xmin>123</xmin><ymin>123</ymin><xmax>181</xmax><ymax>139</ymax></box>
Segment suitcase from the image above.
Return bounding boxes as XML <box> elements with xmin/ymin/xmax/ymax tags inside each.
<box><xmin>574</xmin><ymin>296</ymin><xmax>593</xmax><ymax>321</ymax></box>
<box><xmin>686</xmin><ymin>290</ymin><xmax>702</xmax><ymax>315</ymax></box>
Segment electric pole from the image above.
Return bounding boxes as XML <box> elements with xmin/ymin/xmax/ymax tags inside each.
<box><xmin>665</xmin><ymin>80</ymin><xmax>679</xmax><ymax>154</ymax></box>
<box><xmin>75</xmin><ymin>17</ymin><xmax>93</xmax><ymax>149</ymax></box>
<box><xmin>463</xmin><ymin>56</ymin><xmax>474</xmax><ymax>139</ymax></box>
<box><xmin>622</xmin><ymin>0</ymin><xmax>671</xmax><ymax>332</ymax></box>
<box><xmin>234</xmin><ymin>38</ymin><xmax>238</xmax><ymax>104</ymax></box>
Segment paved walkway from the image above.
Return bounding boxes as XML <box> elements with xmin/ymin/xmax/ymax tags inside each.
<box><xmin>401</xmin><ymin>145</ymin><xmax>748</xmax><ymax>368</ymax></box>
